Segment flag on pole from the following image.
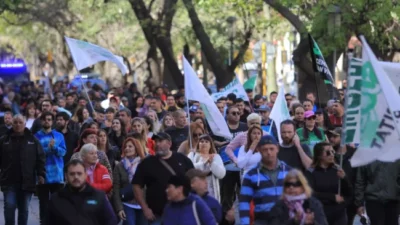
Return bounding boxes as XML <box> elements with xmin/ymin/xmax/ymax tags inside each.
<box><xmin>350</xmin><ymin>36</ymin><xmax>400</xmax><ymax>167</ymax></box>
<box><xmin>211</xmin><ymin>77</ymin><xmax>249</xmax><ymax>102</ymax></box>
<box><xmin>243</xmin><ymin>73</ymin><xmax>257</xmax><ymax>91</ymax></box>
<box><xmin>65</xmin><ymin>37</ymin><xmax>129</xmax><ymax>75</ymax></box>
<box><xmin>183</xmin><ymin>56</ymin><xmax>232</xmax><ymax>139</ymax></box>
<box><xmin>269</xmin><ymin>85</ymin><xmax>291</xmax><ymax>143</ymax></box>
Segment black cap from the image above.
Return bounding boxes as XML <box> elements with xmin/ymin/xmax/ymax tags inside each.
<box><xmin>152</xmin><ymin>132</ymin><xmax>172</xmax><ymax>141</ymax></box>
<box><xmin>257</xmin><ymin>135</ymin><xmax>279</xmax><ymax>148</ymax></box>
<box><xmin>167</xmin><ymin>175</ymin><xmax>191</xmax><ymax>190</ymax></box>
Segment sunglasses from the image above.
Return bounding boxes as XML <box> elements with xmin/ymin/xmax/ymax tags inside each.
<box><xmin>231</xmin><ymin>112</ymin><xmax>240</xmax><ymax>116</ymax></box>
<box><xmin>284</xmin><ymin>181</ymin><xmax>302</xmax><ymax>188</ymax></box>
<box><xmin>193</xmin><ymin>133</ymin><xmax>203</xmax><ymax>137</ymax></box>
<box><xmin>325</xmin><ymin>150</ymin><xmax>335</xmax><ymax>156</ymax></box>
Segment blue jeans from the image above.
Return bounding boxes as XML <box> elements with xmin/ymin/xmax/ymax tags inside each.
<box><xmin>2</xmin><ymin>186</ymin><xmax>33</xmax><ymax>225</ymax></box>
<box><xmin>148</xmin><ymin>217</ymin><xmax>162</xmax><ymax>225</ymax></box>
<box><xmin>122</xmin><ymin>205</ymin><xmax>147</xmax><ymax>225</ymax></box>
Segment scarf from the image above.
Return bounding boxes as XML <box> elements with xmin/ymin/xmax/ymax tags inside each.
<box><xmin>121</xmin><ymin>157</ymin><xmax>140</xmax><ymax>182</ymax></box>
<box><xmin>283</xmin><ymin>193</ymin><xmax>308</xmax><ymax>225</ymax></box>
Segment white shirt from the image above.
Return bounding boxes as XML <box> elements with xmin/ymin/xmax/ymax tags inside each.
<box><xmin>237</xmin><ymin>145</ymin><xmax>261</xmax><ymax>176</ymax></box>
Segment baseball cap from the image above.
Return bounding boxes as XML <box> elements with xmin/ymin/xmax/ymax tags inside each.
<box><xmin>167</xmin><ymin>175</ymin><xmax>191</xmax><ymax>190</ymax></box>
<box><xmin>152</xmin><ymin>132</ymin><xmax>172</xmax><ymax>141</ymax></box>
<box><xmin>255</xmin><ymin>105</ymin><xmax>271</xmax><ymax>112</ymax></box>
<box><xmin>304</xmin><ymin>110</ymin><xmax>316</xmax><ymax>119</ymax></box>
<box><xmin>257</xmin><ymin>135</ymin><xmax>278</xmax><ymax>147</ymax></box>
<box><xmin>328</xmin><ymin>127</ymin><xmax>342</xmax><ymax>137</ymax></box>
<box><xmin>186</xmin><ymin>169</ymin><xmax>209</xmax><ymax>180</ymax></box>
<box><xmin>189</xmin><ymin>105</ymin><xmax>199</xmax><ymax>113</ymax></box>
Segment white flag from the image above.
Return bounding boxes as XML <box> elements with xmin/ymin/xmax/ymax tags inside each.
<box><xmin>269</xmin><ymin>85</ymin><xmax>291</xmax><ymax>143</ymax></box>
<box><xmin>65</xmin><ymin>37</ymin><xmax>128</xmax><ymax>75</ymax></box>
<box><xmin>350</xmin><ymin>36</ymin><xmax>400</xmax><ymax>167</ymax></box>
<box><xmin>183</xmin><ymin>57</ymin><xmax>232</xmax><ymax>139</ymax></box>
<box><xmin>211</xmin><ymin>77</ymin><xmax>249</xmax><ymax>102</ymax></box>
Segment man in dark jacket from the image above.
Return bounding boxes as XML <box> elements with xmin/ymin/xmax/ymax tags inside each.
<box><xmin>55</xmin><ymin>112</ymin><xmax>79</xmax><ymax>165</ymax></box>
<box><xmin>0</xmin><ymin>114</ymin><xmax>46</xmax><ymax>225</ymax></box>
<box><xmin>31</xmin><ymin>99</ymin><xmax>53</xmax><ymax>134</ymax></box>
<box><xmin>0</xmin><ymin>111</ymin><xmax>12</xmax><ymax>137</ymax></box>
<box><xmin>48</xmin><ymin>159</ymin><xmax>117</xmax><ymax>225</ymax></box>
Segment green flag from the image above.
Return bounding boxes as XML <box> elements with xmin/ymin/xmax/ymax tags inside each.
<box><xmin>243</xmin><ymin>74</ymin><xmax>257</xmax><ymax>91</ymax></box>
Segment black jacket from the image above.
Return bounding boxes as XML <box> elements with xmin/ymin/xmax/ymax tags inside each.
<box><xmin>0</xmin><ymin>128</ymin><xmax>46</xmax><ymax>192</ymax></box>
<box><xmin>30</xmin><ymin>118</ymin><xmax>42</xmax><ymax>135</ymax></box>
<box><xmin>48</xmin><ymin>184</ymin><xmax>118</xmax><ymax>225</ymax></box>
<box><xmin>59</xmin><ymin>128</ymin><xmax>79</xmax><ymax>165</ymax></box>
<box><xmin>269</xmin><ymin>197</ymin><xmax>328</xmax><ymax>225</ymax></box>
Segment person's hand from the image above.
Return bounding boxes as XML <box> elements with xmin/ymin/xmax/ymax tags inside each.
<box><xmin>250</xmin><ymin>136</ymin><xmax>261</xmax><ymax>150</ymax></box>
<box><xmin>294</xmin><ymin>210</ymin><xmax>302</xmax><ymax>222</ymax></box>
<box><xmin>225</xmin><ymin>207</ymin><xmax>235</xmax><ymax>223</ymax></box>
<box><xmin>38</xmin><ymin>176</ymin><xmax>45</xmax><ymax>185</ymax></box>
<box><xmin>337</xmin><ymin>169</ymin><xmax>346</xmax><ymax>179</ymax></box>
<box><xmin>335</xmin><ymin>194</ymin><xmax>344</xmax><ymax>203</ymax></box>
<box><xmin>357</xmin><ymin>206</ymin><xmax>365</xmax><ymax>216</ymax></box>
<box><xmin>118</xmin><ymin>210</ymin><xmax>126</xmax><ymax>220</ymax></box>
<box><xmin>143</xmin><ymin>207</ymin><xmax>156</xmax><ymax>221</ymax></box>
<box><xmin>207</xmin><ymin>154</ymin><xmax>215</xmax><ymax>164</ymax></box>
<box><xmin>304</xmin><ymin>210</ymin><xmax>315</xmax><ymax>224</ymax></box>
<box><xmin>293</xmin><ymin>134</ymin><xmax>301</xmax><ymax>147</ymax></box>
<box><xmin>49</xmin><ymin>139</ymin><xmax>55</xmax><ymax>149</ymax></box>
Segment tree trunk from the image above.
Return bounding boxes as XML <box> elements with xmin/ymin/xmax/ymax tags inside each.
<box><xmin>145</xmin><ymin>45</ymin><xmax>162</xmax><ymax>91</ymax></box>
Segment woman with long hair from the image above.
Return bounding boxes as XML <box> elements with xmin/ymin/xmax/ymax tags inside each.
<box><xmin>315</xmin><ymin>109</ymin><xmax>333</xmax><ymax>132</ymax></box>
<box><xmin>269</xmin><ymin>169</ymin><xmax>328</xmax><ymax>225</ymax></box>
<box><xmin>159</xmin><ymin>113</ymin><xmax>174</xmax><ymax>132</ymax></box>
<box><xmin>177</xmin><ymin>122</ymin><xmax>205</xmax><ymax>156</ymax></box>
<box><xmin>131</xmin><ymin>117</ymin><xmax>154</xmax><ymax>155</ymax></box>
<box><xmin>192</xmin><ymin>116</ymin><xmax>209</xmax><ymax>133</ymax></box>
<box><xmin>108</xmin><ymin>118</ymin><xmax>127</xmax><ymax>151</ymax></box>
<box><xmin>187</xmin><ymin>134</ymin><xmax>226</xmax><ymax>202</ymax></box>
<box><xmin>112</xmin><ymin>137</ymin><xmax>146</xmax><ymax>225</ymax></box>
<box><xmin>72</xmin><ymin>107</ymin><xmax>92</xmax><ymax>128</ymax></box>
<box><xmin>101</xmin><ymin>107</ymin><xmax>116</xmax><ymax>133</ymax></box>
<box><xmin>296</xmin><ymin>111</ymin><xmax>327</xmax><ymax>155</ymax></box>
<box><xmin>145</xmin><ymin>110</ymin><xmax>161</xmax><ymax>133</ymax></box>
<box><xmin>237</xmin><ymin>125</ymin><xmax>262</xmax><ymax>179</ymax></box>
<box><xmin>132</xmin><ymin>96</ymin><xmax>144</xmax><ymax>118</ymax></box>
<box><xmin>25</xmin><ymin>103</ymin><xmax>37</xmax><ymax>129</ymax></box>
<box><xmin>305</xmin><ymin>143</ymin><xmax>351</xmax><ymax>225</ymax></box>
<box><xmin>98</xmin><ymin>129</ymin><xmax>120</xmax><ymax>170</ymax></box>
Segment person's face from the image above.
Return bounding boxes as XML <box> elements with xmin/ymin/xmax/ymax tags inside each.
<box><xmin>259</xmin><ymin>144</ymin><xmax>279</xmax><ymax>163</ymax></box>
<box><xmin>284</xmin><ymin>177</ymin><xmax>304</xmax><ymax>196</ymax></box>
<box><xmin>198</xmin><ymin>139</ymin><xmax>211</xmax><ymax>152</ymax></box>
<box><xmin>119</xmin><ymin>112</ymin><xmax>130</xmax><ymax>124</ymax></box>
<box><xmin>96</xmin><ymin>113</ymin><xmax>105</xmax><ymax>122</ymax></box>
<box><xmin>270</xmin><ymin>94</ymin><xmax>277</xmax><ymax>103</ymax></box>
<box><xmin>342</xmin><ymin>80</ymin><xmax>347</xmax><ymax>88</ymax></box>
<box><xmin>216</xmin><ymin>103</ymin><xmax>224</xmax><ymax>114</ymax></box>
<box><xmin>65</xmin><ymin>164</ymin><xmax>87</xmax><ymax>189</ymax></box>
<box><xmin>227</xmin><ymin>108</ymin><xmax>240</xmax><ymax>123</ymax></box>
<box><xmin>295</xmin><ymin>108</ymin><xmax>305</xmax><ymax>121</ymax></box>
<box><xmin>58</xmin><ymin>99</ymin><xmax>66</xmax><ymax>108</ymax></box>
<box><xmin>136</xmin><ymin>97</ymin><xmax>144</xmax><ymax>106</ymax></box>
<box><xmin>178</xmin><ymin>96</ymin><xmax>185</xmax><ymax>105</ymax></box>
<box><xmin>246</xmin><ymin>91</ymin><xmax>253</xmax><ymax>100</ymax></box>
<box><xmin>305</xmin><ymin>116</ymin><xmax>316</xmax><ymax>127</ymax></box>
<box><xmin>175</xmin><ymin>112</ymin><xmax>187</xmax><ymax>127</ymax></box>
<box><xmin>250</xmin><ymin>129</ymin><xmax>262</xmax><ymax>142</ymax></box>
<box><xmin>4</xmin><ymin>114</ymin><xmax>12</xmax><ymax>126</ymax></box>
<box><xmin>236</xmin><ymin>102</ymin><xmax>245</xmax><ymax>114</ymax></box>
<box><xmin>155</xmin><ymin>139</ymin><xmax>171</xmax><ymax>156</ymax></box>
<box><xmin>332</xmin><ymin>103</ymin><xmax>342</xmax><ymax>115</ymax></box>
<box><xmin>41</xmin><ymin>115</ymin><xmax>53</xmax><ymax>129</ymax></box>
<box><xmin>41</xmin><ymin>102</ymin><xmax>52</xmax><ymax>112</ymax></box>
<box><xmin>66</xmin><ymin>96</ymin><xmax>74</xmax><ymax>105</ymax></box>
<box><xmin>28</xmin><ymin>107</ymin><xmax>36</xmax><ymax>117</ymax></box>
<box><xmin>260</xmin><ymin>110</ymin><xmax>270</xmax><ymax>121</ymax></box>
<box><xmin>303</xmin><ymin>102</ymin><xmax>313</xmax><ymax>111</ymax></box>
<box><xmin>306</xmin><ymin>93</ymin><xmax>315</xmax><ymax>103</ymax></box>
<box><xmin>98</xmin><ymin>131</ymin><xmax>107</xmax><ymax>145</ymax></box>
<box><xmin>83</xmin><ymin>134</ymin><xmax>97</xmax><ymax>145</ymax></box>
<box><xmin>112</xmin><ymin>119</ymin><xmax>121</xmax><ymax>132</ymax></box>
<box><xmin>247</xmin><ymin>119</ymin><xmax>261</xmax><ymax>128</ymax></box>
<box><xmin>156</xmin><ymin>88</ymin><xmax>163</xmax><ymax>95</ymax></box>
<box><xmin>124</xmin><ymin>141</ymin><xmax>137</xmax><ymax>158</ymax></box>
<box><xmin>79</xmin><ymin>99</ymin><xmax>87</xmax><ymax>106</ymax></box>
<box><xmin>122</xmin><ymin>100</ymin><xmax>129</xmax><ymax>107</ymax></box>
<box><xmin>339</xmin><ymin>91</ymin><xmax>344</xmax><ymax>101</ymax></box>
<box><xmin>329</xmin><ymin>135</ymin><xmax>341</xmax><ymax>146</ymax></box>
<box><xmin>194</xmin><ymin>119</ymin><xmax>204</xmax><ymax>129</ymax></box>
<box><xmin>226</xmin><ymin>99</ymin><xmax>233</xmax><ymax>106</ymax></box>
<box><xmin>164</xmin><ymin>116</ymin><xmax>174</xmax><ymax>127</ymax></box>
<box><xmin>191</xmin><ymin>177</ymin><xmax>208</xmax><ymax>195</ymax></box>
<box><xmin>321</xmin><ymin>146</ymin><xmax>335</xmax><ymax>164</ymax></box>
<box><xmin>254</xmin><ymin>99</ymin><xmax>263</xmax><ymax>107</ymax></box>
<box><xmin>106</xmin><ymin>111</ymin><xmax>114</xmax><ymax>121</ymax></box>
<box><xmin>166</xmin><ymin>184</ymin><xmax>183</xmax><ymax>201</ymax></box>
<box><xmin>56</xmin><ymin>116</ymin><xmax>67</xmax><ymax>130</ymax></box>
<box><xmin>82</xmin><ymin>109</ymin><xmax>89</xmax><ymax>120</ymax></box>
<box><xmin>12</xmin><ymin>117</ymin><xmax>25</xmax><ymax>133</ymax></box>
<box><xmin>167</xmin><ymin>97</ymin><xmax>175</xmax><ymax>106</ymax></box>
<box><xmin>195</xmin><ymin>109</ymin><xmax>204</xmax><ymax>118</ymax></box>
<box><xmin>192</xmin><ymin>128</ymin><xmax>204</xmax><ymax>141</ymax></box>
<box><xmin>281</xmin><ymin>124</ymin><xmax>295</xmax><ymax>144</ymax></box>
<box><xmin>315</xmin><ymin>113</ymin><xmax>324</xmax><ymax>123</ymax></box>
<box><xmin>132</xmin><ymin>121</ymin><xmax>143</xmax><ymax>133</ymax></box>
<box><xmin>83</xmin><ymin>149</ymin><xmax>98</xmax><ymax>165</ymax></box>
<box><xmin>144</xmin><ymin>98</ymin><xmax>152</xmax><ymax>106</ymax></box>
<box><xmin>151</xmin><ymin>100</ymin><xmax>161</xmax><ymax>110</ymax></box>
<box><xmin>148</xmin><ymin>113</ymin><xmax>156</xmax><ymax>122</ymax></box>
<box><xmin>285</xmin><ymin>96</ymin><xmax>293</xmax><ymax>107</ymax></box>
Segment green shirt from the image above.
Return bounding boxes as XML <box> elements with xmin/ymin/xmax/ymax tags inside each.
<box><xmin>296</xmin><ymin>127</ymin><xmax>326</xmax><ymax>156</ymax></box>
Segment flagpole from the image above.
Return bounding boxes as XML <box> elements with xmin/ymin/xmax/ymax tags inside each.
<box><xmin>314</xmin><ymin>72</ymin><xmax>323</xmax><ymax>109</ymax></box>
<box><xmin>80</xmin><ymin>76</ymin><xmax>95</xmax><ymax>113</ymax></box>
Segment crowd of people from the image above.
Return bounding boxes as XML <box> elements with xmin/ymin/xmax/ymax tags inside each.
<box><xmin>0</xmin><ymin>80</ymin><xmax>398</xmax><ymax>225</ymax></box>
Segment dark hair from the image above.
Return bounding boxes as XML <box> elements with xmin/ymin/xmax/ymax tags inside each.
<box><xmin>227</xmin><ymin>93</ymin><xmax>237</xmax><ymax>101</ymax></box>
<box><xmin>303</xmin><ymin>99</ymin><xmax>313</xmax><ymax>104</ymax></box>
<box><xmin>235</xmin><ymin>98</ymin><xmax>244</xmax><ymax>104</ymax></box>
<box><xmin>166</xmin><ymin>94</ymin><xmax>175</xmax><ymax>99</ymax></box>
<box><xmin>254</xmin><ymin>94</ymin><xmax>263</xmax><ymax>101</ymax></box>
<box><xmin>302</xmin><ymin>125</ymin><xmax>323</xmax><ymax>140</ymax></box>
<box><xmin>152</xmin><ymin>96</ymin><xmax>162</xmax><ymax>102</ymax></box>
<box><xmin>245</xmin><ymin>125</ymin><xmax>263</xmax><ymax>152</ymax></box>
<box><xmin>312</xmin><ymin>142</ymin><xmax>333</xmax><ymax>167</ymax></box>
<box><xmin>41</xmin><ymin>99</ymin><xmax>53</xmax><ymax>107</ymax></box>
<box><xmin>167</xmin><ymin>106</ymin><xmax>178</xmax><ymax>112</ymax></box>
<box><xmin>112</xmin><ymin>118</ymin><xmax>127</xmax><ymax>136</ymax></box>
<box><xmin>56</xmin><ymin>111</ymin><xmax>70</xmax><ymax>121</ymax></box>
<box><xmin>285</xmin><ymin>93</ymin><xmax>292</xmax><ymax>98</ymax></box>
<box><xmin>64</xmin><ymin>159</ymin><xmax>85</xmax><ymax>174</ymax></box>
<box><xmin>226</xmin><ymin>106</ymin><xmax>238</xmax><ymax>115</ymax></box>
<box><xmin>133</xmin><ymin>96</ymin><xmax>144</xmax><ymax>108</ymax></box>
<box><xmin>270</xmin><ymin>91</ymin><xmax>278</xmax><ymax>96</ymax></box>
<box><xmin>118</xmin><ymin>108</ymin><xmax>132</xmax><ymax>118</ymax></box>
<box><xmin>143</xmin><ymin>116</ymin><xmax>153</xmax><ymax>132</ymax></box>
<box><xmin>66</xmin><ymin>93</ymin><xmax>74</xmax><ymax>98</ymax></box>
<box><xmin>40</xmin><ymin>111</ymin><xmax>54</xmax><ymax>121</ymax></box>
<box><xmin>80</xmin><ymin>121</ymin><xmax>99</xmax><ymax>135</ymax></box>
<box><xmin>280</xmin><ymin>119</ymin><xmax>296</xmax><ymax>130</ymax></box>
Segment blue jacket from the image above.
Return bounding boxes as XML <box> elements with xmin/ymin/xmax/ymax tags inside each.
<box><xmin>35</xmin><ymin>130</ymin><xmax>66</xmax><ymax>184</ymax></box>
<box><xmin>162</xmin><ymin>193</ymin><xmax>217</xmax><ymax>225</ymax></box>
<box><xmin>199</xmin><ymin>192</ymin><xmax>222</xmax><ymax>223</ymax></box>
<box><xmin>239</xmin><ymin>160</ymin><xmax>291</xmax><ymax>225</ymax></box>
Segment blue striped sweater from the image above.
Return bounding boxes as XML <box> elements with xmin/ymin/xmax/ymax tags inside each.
<box><xmin>35</xmin><ymin>130</ymin><xmax>67</xmax><ymax>184</ymax></box>
<box><xmin>239</xmin><ymin>160</ymin><xmax>291</xmax><ymax>225</ymax></box>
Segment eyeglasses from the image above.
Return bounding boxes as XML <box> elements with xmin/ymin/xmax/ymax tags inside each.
<box><xmin>231</xmin><ymin>112</ymin><xmax>240</xmax><ymax>116</ymax></box>
<box><xmin>284</xmin><ymin>181</ymin><xmax>302</xmax><ymax>188</ymax></box>
<box><xmin>193</xmin><ymin>133</ymin><xmax>203</xmax><ymax>137</ymax></box>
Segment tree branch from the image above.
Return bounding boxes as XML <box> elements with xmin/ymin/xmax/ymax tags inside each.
<box><xmin>229</xmin><ymin>26</ymin><xmax>253</xmax><ymax>72</ymax></box>
<box><xmin>264</xmin><ymin>0</ymin><xmax>306</xmax><ymax>34</ymax></box>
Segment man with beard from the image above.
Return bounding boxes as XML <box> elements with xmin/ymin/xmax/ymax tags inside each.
<box><xmin>31</xmin><ymin>100</ymin><xmax>53</xmax><ymax>134</ymax></box>
<box><xmin>48</xmin><ymin>160</ymin><xmax>117</xmax><ymax>225</ymax></box>
<box><xmin>34</xmin><ymin>111</ymin><xmax>67</xmax><ymax>225</ymax></box>
<box><xmin>0</xmin><ymin>111</ymin><xmax>13</xmax><ymax>137</ymax></box>
<box><xmin>132</xmin><ymin>132</ymin><xmax>194</xmax><ymax>225</ymax></box>
<box><xmin>55</xmin><ymin>112</ymin><xmax>79</xmax><ymax>164</ymax></box>
<box><xmin>278</xmin><ymin>120</ymin><xmax>312</xmax><ymax>171</ymax></box>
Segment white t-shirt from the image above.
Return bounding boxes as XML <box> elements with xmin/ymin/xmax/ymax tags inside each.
<box><xmin>237</xmin><ymin>145</ymin><xmax>261</xmax><ymax>176</ymax></box>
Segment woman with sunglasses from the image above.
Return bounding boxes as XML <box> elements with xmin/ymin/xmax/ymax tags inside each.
<box><xmin>297</xmin><ymin>111</ymin><xmax>327</xmax><ymax>156</ymax></box>
<box><xmin>188</xmin><ymin>134</ymin><xmax>226</xmax><ymax>202</ymax></box>
<box><xmin>237</xmin><ymin>125</ymin><xmax>262</xmax><ymax>180</ymax></box>
<box><xmin>269</xmin><ymin>169</ymin><xmax>328</xmax><ymax>225</ymax></box>
<box><xmin>177</xmin><ymin>122</ymin><xmax>205</xmax><ymax>156</ymax></box>
<box><xmin>305</xmin><ymin>143</ymin><xmax>352</xmax><ymax>225</ymax></box>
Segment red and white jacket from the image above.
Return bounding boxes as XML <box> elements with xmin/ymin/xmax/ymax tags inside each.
<box><xmin>86</xmin><ymin>162</ymin><xmax>112</xmax><ymax>193</ymax></box>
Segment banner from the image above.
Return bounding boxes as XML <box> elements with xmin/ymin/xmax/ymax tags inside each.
<box><xmin>350</xmin><ymin>36</ymin><xmax>400</xmax><ymax>167</ymax></box>
<box><xmin>211</xmin><ymin>77</ymin><xmax>249</xmax><ymax>102</ymax></box>
<box><xmin>243</xmin><ymin>73</ymin><xmax>257</xmax><ymax>91</ymax></box>
<box><xmin>269</xmin><ymin>85</ymin><xmax>291</xmax><ymax>143</ymax></box>
<box><xmin>183</xmin><ymin>56</ymin><xmax>232</xmax><ymax>139</ymax></box>
<box><xmin>65</xmin><ymin>37</ymin><xmax>128</xmax><ymax>75</ymax></box>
